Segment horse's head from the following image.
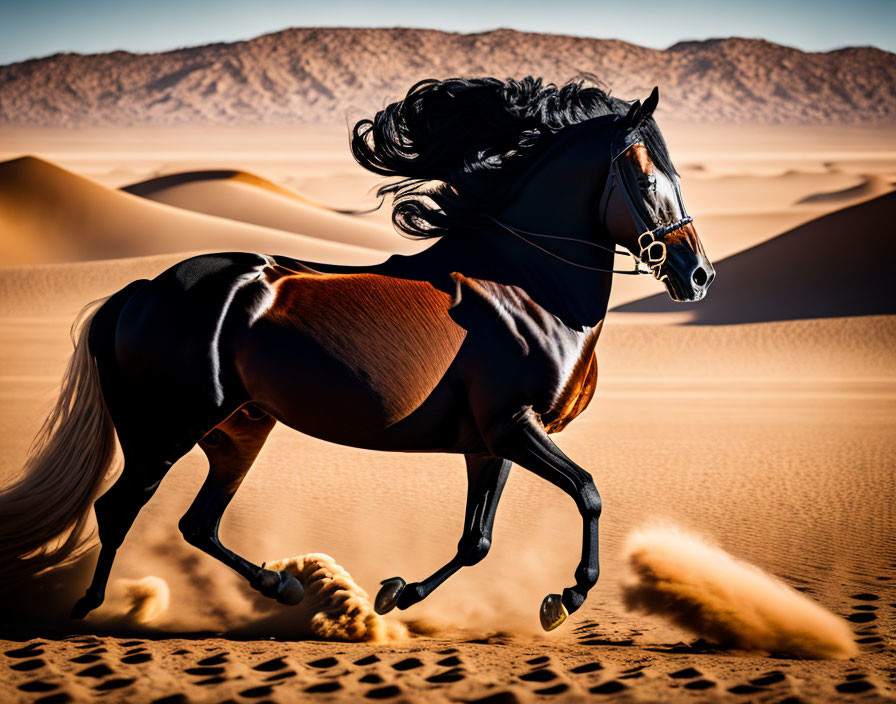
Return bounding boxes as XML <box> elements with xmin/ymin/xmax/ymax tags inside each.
<box><xmin>600</xmin><ymin>88</ymin><xmax>714</xmax><ymax>302</ymax></box>
<box><xmin>351</xmin><ymin>76</ymin><xmax>713</xmax><ymax>303</ymax></box>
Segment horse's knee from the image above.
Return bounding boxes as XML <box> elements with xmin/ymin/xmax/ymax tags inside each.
<box><xmin>459</xmin><ymin>536</ymin><xmax>491</xmax><ymax>567</ymax></box>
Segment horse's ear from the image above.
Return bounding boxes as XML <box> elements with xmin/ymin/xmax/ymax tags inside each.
<box><xmin>620</xmin><ymin>99</ymin><xmax>642</xmax><ymax>129</ymax></box>
<box><xmin>640</xmin><ymin>86</ymin><xmax>659</xmax><ymax>120</ymax></box>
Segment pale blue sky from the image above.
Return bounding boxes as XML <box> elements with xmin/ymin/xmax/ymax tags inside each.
<box><xmin>0</xmin><ymin>0</ymin><xmax>892</xmax><ymax>65</ymax></box>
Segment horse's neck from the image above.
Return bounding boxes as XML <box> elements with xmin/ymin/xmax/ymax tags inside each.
<box><xmin>372</xmin><ymin>228</ymin><xmax>614</xmax><ymax>330</ymax></box>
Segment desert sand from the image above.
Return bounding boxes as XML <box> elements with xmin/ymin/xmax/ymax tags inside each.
<box><xmin>0</xmin><ymin>123</ymin><xmax>893</xmax><ymax>703</ymax></box>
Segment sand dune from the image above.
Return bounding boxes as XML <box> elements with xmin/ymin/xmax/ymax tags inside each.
<box><xmin>4</xmin><ymin>125</ymin><xmax>892</xmax><ymax>316</ymax></box>
<box><xmin>123</xmin><ymin>169</ymin><xmax>322</xmax><ymax>201</ymax></box>
<box><xmin>0</xmin><ymin>156</ymin><xmax>387</xmax><ymax>267</ymax></box>
<box><xmin>796</xmin><ymin>174</ymin><xmax>893</xmax><ymax>204</ymax></box>
<box><xmin>613</xmin><ymin>192</ymin><xmax>896</xmax><ymax>323</ymax></box>
<box><xmin>121</xmin><ymin>169</ymin><xmax>423</xmax><ymax>254</ymax></box>
<box><xmin>682</xmin><ymin>171</ymin><xmax>893</xmax><ymax>214</ymax></box>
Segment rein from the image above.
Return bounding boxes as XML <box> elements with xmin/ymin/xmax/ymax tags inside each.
<box><xmin>487</xmin><ymin>215</ymin><xmax>693</xmax><ymax>278</ymax></box>
<box><xmin>487</xmin><ymin>216</ymin><xmax>647</xmax><ymax>275</ymax></box>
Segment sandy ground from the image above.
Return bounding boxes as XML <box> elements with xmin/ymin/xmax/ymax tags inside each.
<box><xmin>0</xmin><ymin>125</ymin><xmax>894</xmax><ymax>702</ymax></box>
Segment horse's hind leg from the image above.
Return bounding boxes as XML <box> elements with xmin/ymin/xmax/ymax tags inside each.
<box><xmin>71</xmin><ymin>448</ymin><xmax>188</xmax><ymax>619</ymax></box>
<box><xmin>72</xmin><ymin>398</ymin><xmax>247</xmax><ymax>619</ymax></box>
<box><xmin>375</xmin><ymin>453</ymin><xmax>510</xmax><ymax>614</ymax></box>
<box><xmin>178</xmin><ymin>406</ymin><xmax>304</xmax><ymax>605</ymax></box>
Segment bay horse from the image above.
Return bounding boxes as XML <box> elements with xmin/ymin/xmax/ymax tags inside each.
<box><xmin>0</xmin><ymin>77</ymin><xmax>713</xmax><ymax>631</ymax></box>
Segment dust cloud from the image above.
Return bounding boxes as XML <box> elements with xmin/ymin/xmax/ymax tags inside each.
<box><xmin>234</xmin><ymin>553</ymin><xmax>407</xmax><ymax>642</ymax></box>
<box><xmin>621</xmin><ymin>525</ymin><xmax>858</xmax><ymax>659</ymax></box>
<box><xmin>100</xmin><ymin>576</ymin><xmax>170</xmax><ymax>626</ymax></box>
<box><xmin>93</xmin><ymin>550</ymin><xmax>406</xmax><ymax>642</ymax></box>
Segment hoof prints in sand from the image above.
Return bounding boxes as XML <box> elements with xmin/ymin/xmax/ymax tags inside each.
<box><xmin>1</xmin><ymin>626</ymin><xmax>893</xmax><ymax>702</ymax></box>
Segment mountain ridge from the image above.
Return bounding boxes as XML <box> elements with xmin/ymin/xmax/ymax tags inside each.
<box><xmin>1</xmin><ymin>27</ymin><xmax>894</xmax><ymax>126</ymax></box>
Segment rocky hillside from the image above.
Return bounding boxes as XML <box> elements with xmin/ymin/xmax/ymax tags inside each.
<box><xmin>1</xmin><ymin>28</ymin><xmax>893</xmax><ymax>126</ymax></box>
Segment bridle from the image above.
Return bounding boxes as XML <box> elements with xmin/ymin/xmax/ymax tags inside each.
<box><xmin>489</xmin><ymin>139</ymin><xmax>693</xmax><ymax>278</ymax></box>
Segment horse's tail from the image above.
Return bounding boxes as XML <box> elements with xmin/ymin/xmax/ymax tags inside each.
<box><xmin>0</xmin><ymin>282</ymin><xmax>142</xmax><ymax>589</ymax></box>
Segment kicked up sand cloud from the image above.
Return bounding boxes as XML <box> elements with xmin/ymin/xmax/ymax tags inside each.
<box><xmin>622</xmin><ymin>525</ymin><xmax>857</xmax><ymax>659</ymax></box>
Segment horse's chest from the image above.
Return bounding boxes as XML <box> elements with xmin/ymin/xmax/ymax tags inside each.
<box><xmin>448</xmin><ymin>273</ymin><xmax>602</xmax><ymax>433</ymax></box>
<box><xmin>536</xmin><ymin>325</ymin><xmax>600</xmax><ymax>433</ymax></box>
<box><xmin>540</xmin><ymin>345</ymin><xmax>598</xmax><ymax>433</ymax></box>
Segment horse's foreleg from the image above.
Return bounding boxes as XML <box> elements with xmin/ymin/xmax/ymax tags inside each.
<box><xmin>486</xmin><ymin>408</ymin><xmax>601</xmax><ymax>631</ymax></box>
<box><xmin>178</xmin><ymin>407</ymin><xmax>303</xmax><ymax>605</ymax></box>
<box><xmin>374</xmin><ymin>453</ymin><xmax>510</xmax><ymax>615</ymax></box>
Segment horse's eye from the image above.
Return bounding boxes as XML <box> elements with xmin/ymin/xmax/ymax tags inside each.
<box><xmin>639</xmin><ymin>173</ymin><xmax>656</xmax><ymax>193</ymax></box>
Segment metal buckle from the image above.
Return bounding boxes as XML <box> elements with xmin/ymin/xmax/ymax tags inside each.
<box><xmin>638</xmin><ymin>230</ymin><xmax>667</xmax><ymax>278</ymax></box>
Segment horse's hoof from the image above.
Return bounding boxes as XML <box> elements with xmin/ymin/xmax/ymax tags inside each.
<box><xmin>540</xmin><ymin>593</ymin><xmax>568</xmax><ymax>631</ymax></box>
<box><xmin>251</xmin><ymin>566</ymin><xmax>302</xmax><ymax>605</ymax></box>
<box><xmin>275</xmin><ymin>570</ymin><xmax>304</xmax><ymax>605</ymax></box>
<box><xmin>374</xmin><ymin>577</ymin><xmax>406</xmax><ymax>615</ymax></box>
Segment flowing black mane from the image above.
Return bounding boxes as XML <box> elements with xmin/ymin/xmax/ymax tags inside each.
<box><xmin>351</xmin><ymin>76</ymin><xmax>676</xmax><ymax>239</ymax></box>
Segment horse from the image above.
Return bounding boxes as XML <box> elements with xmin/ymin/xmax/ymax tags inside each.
<box><xmin>0</xmin><ymin>76</ymin><xmax>714</xmax><ymax>631</ymax></box>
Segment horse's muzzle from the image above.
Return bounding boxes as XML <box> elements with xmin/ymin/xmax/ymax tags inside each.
<box><xmin>661</xmin><ymin>245</ymin><xmax>715</xmax><ymax>302</ymax></box>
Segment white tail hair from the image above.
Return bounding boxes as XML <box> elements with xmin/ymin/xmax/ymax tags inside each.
<box><xmin>0</xmin><ymin>298</ymin><xmax>119</xmax><ymax>588</ymax></box>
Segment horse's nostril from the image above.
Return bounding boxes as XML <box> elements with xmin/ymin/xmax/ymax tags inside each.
<box><xmin>707</xmin><ymin>269</ymin><xmax>716</xmax><ymax>286</ymax></box>
<box><xmin>692</xmin><ymin>266</ymin><xmax>708</xmax><ymax>287</ymax></box>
